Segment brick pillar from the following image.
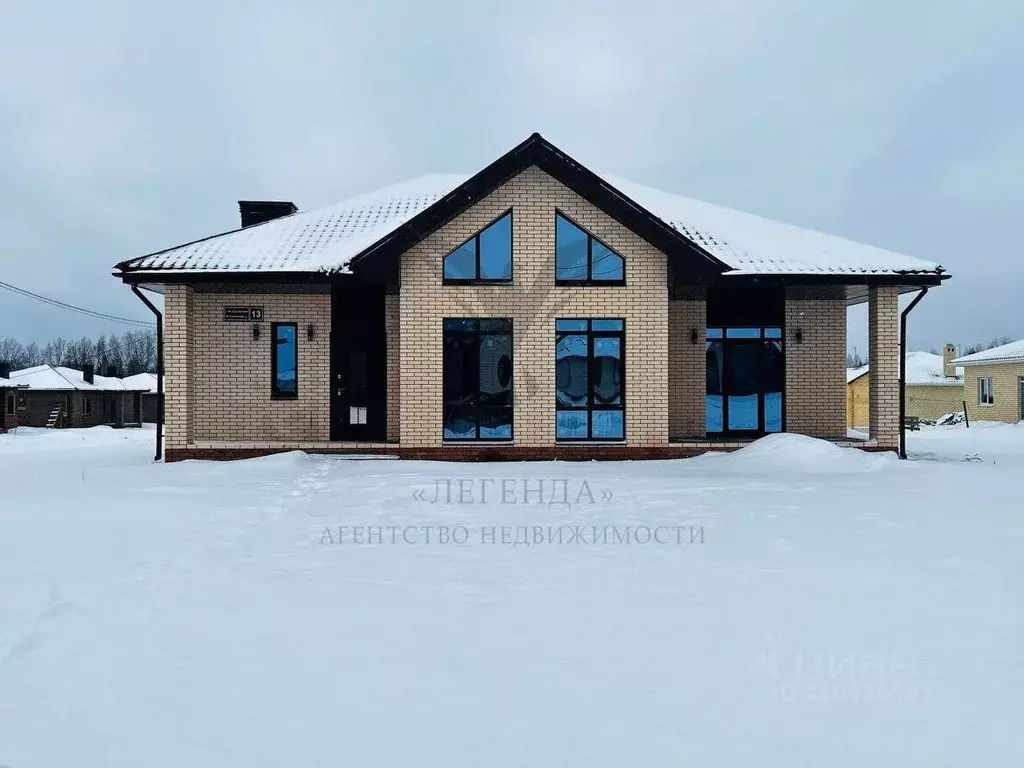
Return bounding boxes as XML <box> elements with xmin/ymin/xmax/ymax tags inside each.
<box><xmin>868</xmin><ymin>286</ymin><xmax>899</xmax><ymax>449</ymax></box>
<box><xmin>784</xmin><ymin>290</ymin><xmax>847</xmax><ymax>438</ymax></box>
<box><xmin>668</xmin><ymin>298</ymin><xmax>707</xmax><ymax>439</ymax></box>
<box><xmin>385</xmin><ymin>293</ymin><xmax>401</xmax><ymax>443</ymax></box>
<box><xmin>163</xmin><ymin>284</ymin><xmax>194</xmax><ymax>449</ymax></box>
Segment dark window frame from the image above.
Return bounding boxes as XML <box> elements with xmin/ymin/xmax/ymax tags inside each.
<box><xmin>271</xmin><ymin>322</ymin><xmax>299</xmax><ymax>400</ymax></box>
<box><xmin>705</xmin><ymin>326</ymin><xmax>785</xmax><ymax>437</ymax></box>
<box><xmin>83</xmin><ymin>397</ymin><xmax>91</xmax><ymax>416</ymax></box>
<box><xmin>979</xmin><ymin>376</ymin><xmax>994</xmax><ymax>406</ymax></box>
<box><xmin>555</xmin><ymin>318</ymin><xmax>626</xmax><ymax>441</ymax></box>
<box><xmin>442</xmin><ymin>209</ymin><xmax>514</xmax><ymax>285</ymax></box>
<box><xmin>554</xmin><ymin>210</ymin><xmax>626</xmax><ymax>286</ymax></box>
<box><xmin>5</xmin><ymin>393</ymin><xmax>14</xmax><ymax>415</ymax></box>
<box><xmin>442</xmin><ymin>318</ymin><xmax>514</xmax><ymax>441</ymax></box>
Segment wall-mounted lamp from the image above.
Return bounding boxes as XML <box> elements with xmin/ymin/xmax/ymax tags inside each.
<box><xmin>252</xmin><ymin>324</ymin><xmax>261</xmax><ymax>341</ymax></box>
<box><xmin>795</xmin><ymin>329</ymin><xmax>804</xmax><ymax>344</ymax></box>
<box><xmin>690</xmin><ymin>328</ymin><xmax>699</xmax><ymax>345</ymax></box>
<box><xmin>307</xmin><ymin>324</ymin><xmax>316</xmax><ymax>340</ymax></box>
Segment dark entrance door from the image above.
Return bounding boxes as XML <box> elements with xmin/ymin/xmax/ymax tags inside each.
<box><xmin>330</xmin><ymin>285</ymin><xmax>387</xmax><ymax>442</ymax></box>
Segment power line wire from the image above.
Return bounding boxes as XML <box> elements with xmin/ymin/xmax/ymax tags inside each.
<box><xmin>0</xmin><ymin>279</ymin><xmax>155</xmax><ymax>328</ymax></box>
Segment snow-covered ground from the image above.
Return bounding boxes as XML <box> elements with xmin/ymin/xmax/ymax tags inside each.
<box><xmin>1</xmin><ymin>425</ymin><xmax>1022</xmax><ymax>766</ymax></box>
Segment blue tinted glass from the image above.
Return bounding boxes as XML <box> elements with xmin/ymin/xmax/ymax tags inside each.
<box><xmin>706</xmin><ymin>395</ymin><xmax>723</xmax><ymax>432</ymax></box>
<box><xmin>556</xmin><ymin>335</ymin><xmax>588</xmax><ymax>407</ymax></box>
<box><xmin>480</xmin><ymin>408</ymin><xmax>512</xmax><ymax>439</ymax></box>
<box><xmin>591</xmin><ymin>319</ymin><xmax>624</xmax><ymax>331</ymax></box>
<box><xmin>726</xmin><ymin>328</ymin><xmax>761</xmax><ymax>339</ymax></box>
<box><xmin>556</xmin><ymin>410</ymin><xmax>588</xmax><ymax>439</ymax></box>
<box><xmin>556</xmin><ymin>214</ymin><xmax>588</xmax><ymax>280</ymax></box>
<box><xmin>706</xmin><ymin>328</ymin><xmax>724</xmax><ymax>339</ymax></box>
<box><xmin>592</xmin><ymin>410</ymin><xmax>624</xmax><ymax>439</ymax></box>
<box><xmin>556</xmin><ymin>319</ymin><xmax>588</xmax><ymax>332</ymax></box>
<box><xmin>444</xmin><ymin>409</ymin><xmax>476</xmax><ymax>439</ymax></box>
<box><xmin>275</xmin><ymin>325</ymin><xmax>297</xmax><ymax>394</ymax></box>
<box><xmin>593</xmin><ymin>337</ymin><xmax>621</xmax><ymax>405</ymax></box>
<box><xmin>728</xmin><ymin>395</ymin><xmax>759</xmax><ymax>430</ymax></box>
<box><xmin>444</xmin><ymin>240</ymin><xmax>477</xmax><ymax>280</ymax></box>
<box><xmin>765</xmin><ymin>327</ymin><xmax>782</xmax><ymax>339</ymax></box>
<box><xmin>444</xmin><ymin>318</ymin><xmax>477</xmax><ymax>331</ymax></box>
<box><xmin>479</xmin><ymin>319</ymin><xmax>512</xmax><ymax>333</ymax></box>
<box><xmin>591</xmin><ymin>240</ymin><xmax>624</xmax><ymax>281</ymax></box>
<box><xmin>479</xmin><ymin>214</ymin><xmax>512</xmax><ymax>280</ymax></box>
<box><xmin>764</xmin><ymin>392</ymin><xmax>782</xmax><ymax>432</ymax></box>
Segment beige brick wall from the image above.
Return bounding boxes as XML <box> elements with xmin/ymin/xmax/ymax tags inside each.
<box><xmin>182</xmin><ymin>291</ymin><xmax>331</xmax><ymax>443</ymax></box>
<box><xmin>163</xmin><ymin>284</ymin><xmax>194</xmax><ymax>449</ymax></box>
<box><xmin>849</xmin><ymin>375</ymin><xmax>966</xmax><ymax>427</ymax></box>
<box><xmin>868</xmin><ymin>285</ymin><xmax>899</xmax><ymax>448</ymax></box>
<box><xmin>668</xmin><ymin>298</ymin><xmax>706</xmax><ymax>438</ymax></box>
<box><xmin>385</xmin><ymin>293</ymin><xmax>401</xmax><ymax>442</ymax></box>
<box><xmin>785</xmin><ymin>292</ymin><xmax>847</xmax><ymax>437</ymax></box>
<box><xmin>962</xmin><ymin>362</ymin><xmax>1024</xmax><ymax>423</ymax></box>
<box><xmin>399</xmin><ymin>165</ymin><xmax>668</xmax><ymax>447</ymax></box>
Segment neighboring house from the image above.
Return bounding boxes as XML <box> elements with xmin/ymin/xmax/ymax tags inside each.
<box><xmin>120</xmin><ymin>372</ymin><xmax>160</xmax><ymax>423</ymax></box>
<box><xmin>953</xmin><ymin>339</ymin><xmax>1024</xmax><ymax>423</ymax></box>
<box><xmin>8</xmin><ymin>364</ymin><xmax>151</xmax><ymax>427</ymax></box>
<box><xmin>0</xmin><ymin>363</ymin><xmax>29</xmax><ymax>432</ymax></box>
<box><xmin>846</xmin><ymin>347</ymin><xmax>964</xmax><ymax>428</ymax></box>
<box><xmin>113</xmin><ymin>133</ymin><xmax>950</xmax><ymax>461</ymax></box>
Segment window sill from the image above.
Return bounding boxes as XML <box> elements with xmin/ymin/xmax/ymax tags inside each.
<box><xmin>271</xmin><ymin>394</ymin><xmax>299</xmax><ymax>401</ymax></box>
<box><xmin>555</xmin><ymin>280</ymin><xmax>626</xmax><ymax>287</ymax></box>
<box><xmin>555</xmin><ymin>439</ymin><xmax>627</xmax><ymax>444</ymax></box>
<box><xmin>979</xmin><ymin>402</ymin><xmax>995</xmax><ymax>407</ymax></box>
<box><xmin>443</xmin><ymin>279</ymin><xmax>513</xmax><ymax>286</ymax></box>
<box><xmin>442</xmin><ymin>439</ymin><xmax>515</xmax><ymax>444</ymax></box>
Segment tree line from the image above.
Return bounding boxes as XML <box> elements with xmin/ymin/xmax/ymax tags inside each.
<box><xmin>0</xmin><ymin>330</ymin><xmax>157</xmax><ymax>377</ymax></box>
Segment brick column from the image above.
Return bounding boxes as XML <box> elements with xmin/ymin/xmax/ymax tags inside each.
<box><xmin>784</xmin><ymin>290</ymin><xmax>847</xmax><ymax>438</ymax></box>
<box><xmin>868</xmin><ymin>285</ymin><xmax>899</xmax><ymax>449</ymax></box>
<box><xmin>668</xmin><ymin>297</ymin><xmax>706</xmax><ymax>439</ymax></box>
<box><xmin>385</xmin><ymin>293</ymin><xmax>401</xmax><ymax>442</ymax></box>
<box><xmin>163</xmin><ymin>284</ymin><xmax>194</xmax><ymax>449</ymax></box>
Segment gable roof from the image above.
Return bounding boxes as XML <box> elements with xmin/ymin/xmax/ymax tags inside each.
<box><xmin>120</xmin><ymin>372</ymin><xmax>158</xmax><ymax>393</ymax></box>
<box><xmin>953</xmin><ymin>339</ymin><xmax>1024</xmax><ymax>366</ymax></box>
<box><xmin>115</xmin><ymin>133</ymin><xmax>946</xmax><ymax>283</ymax></box>
<box><xmin>9</xmin><ymin>365</ymin><xmax>153</xmax><ymax>392</ymax></box>
<box><xmin>846</xmin><ymin>351</ymin><xmax>964</xmax><ymax>386</ymax></box>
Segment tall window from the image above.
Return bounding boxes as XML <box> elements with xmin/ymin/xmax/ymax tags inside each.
<box><xmin>443</xmin><ymin>319</ymin><xmax>513</xmax><ymax>440</ymax></box>
<box><xmin>706</xmin><ymin>327</ymin><xmax>783</xmax><ymax>434</ymax></box>
<box><xmin>5</xmin><ymin>393</ymin><xmax>14</xmax><ymax>415</ymax></box>
<box><xmin>555</xmin><ymin>212</ymin><xmax>624</xmax><ymax>284</ymax></box>
<box><xmin>272</xmin><ymin>323</ymin><xmax>298</xmax><ymax>398</ymax></box>
<box><xmin>555</xmin><ymin>319</ymin><xmax>625</xmax><ymax>440</ymax></box>
<box><xmin>443</xmin><ymin>211</ymin><xmax>513</xmax><ymax>282</ymax></box>
<box><xmin>979</xmin><ymin>377</ymin><xmax>994</xmax><ymax>406</ymax></box>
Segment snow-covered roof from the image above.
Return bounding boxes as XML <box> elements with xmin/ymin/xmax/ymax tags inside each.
<box><xmin>846</xmin><ymin>351</ymin><xmax>963</xmax><ymax>386</ymax></box>
<box><xmin>9</xmin><ymin>365</ymin><xmax>153</xmax><ymax>392</ymax></box>
<box><xmin>120</xmin><ymin>372</ymin><xmax>158</xmax><ymax>394</ymax></box>
<box><xmin>953</xmin><ymin>339</ymin><xmax>1024</xmax><ymax>367</ymax></box>
<box><xmin>117</xmin><ymin>138</ymin><xmax>943</xmax><ymax>279</ymax></box>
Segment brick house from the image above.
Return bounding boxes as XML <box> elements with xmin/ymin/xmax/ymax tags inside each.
<box><xmin>1</xmin><ymin>363</ymin><xmax>28</xmax><ymax>432</ymax></box>
<box><xmin>113</xmin><ymin>134</ymin><xmax>949</xmax><ymax>462</ymax></box>
<box><xmin>8</xmin><ymin>364</ymin><xmax>151</xmax><ymax>428</ymax></box>
<box><xmin>846</xmin><ymin>348</ymin><xmax>964</xmax><ymax>427</ymax></box>
<box><xmin>954</xmin><ymin>340</ymin><xmax>1024</xmax><ymax>423</ymax></box>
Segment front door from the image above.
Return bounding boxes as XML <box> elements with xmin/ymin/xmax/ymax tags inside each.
<box><xmin>330</xmin><ymin>286</ymin><xmax>387</xmax><ymax>442</ymax></box>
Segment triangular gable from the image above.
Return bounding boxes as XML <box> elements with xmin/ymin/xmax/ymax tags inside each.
<box><xmin>347</xmin><ymin>133</ymin><xmax>728</xmax><ymax>281</ymax></box>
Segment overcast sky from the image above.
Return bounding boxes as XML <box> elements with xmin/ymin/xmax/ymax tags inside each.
<box><xmin>2</xmin><ymin>0</ymin><xmax>1022</xmax><ymax>354</ymax></box>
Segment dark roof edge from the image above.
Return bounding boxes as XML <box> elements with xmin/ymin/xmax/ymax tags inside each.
<box><xmin>346</xmin><ymin>132</ymin><xmax>729</xmax><ymax>279</ymax></box>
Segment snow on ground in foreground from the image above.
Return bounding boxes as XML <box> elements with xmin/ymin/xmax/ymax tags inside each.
<box><xmin>1</xmin><ymin>426</ymin><xmax>1022</xmax><ymax>766</ymax></box>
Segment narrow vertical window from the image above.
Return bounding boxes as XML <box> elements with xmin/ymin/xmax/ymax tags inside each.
<box><xmin>979</xmin><ymin>377</ymin><xmax>994</xmax><ymax>406</ymax></box>
<box><xmin>443</xmin><ymin>319</ymin><xmax>513</xmax><ymax>440</ymax></box>
<box><xmin>555</xmin><ymin>212</ymin><xmax>624</xmax><ymax>284</ymax></box>
<box><xmin>555</xmin><ymin>319</ymin><xmax>625</xmax><ymax>440</ymax></box>
<box><xmin>6</xmin><ymin>393</ymin><xmax>14</xmax><ymax>415</ymax></box>
<box><xmin>443</xmin><ymin>211</ymin><xmax>513</xmax><ymax>282</ymax></box>
<box><xmin>272</xmin><ymin>322</ymin><xmax>298</xmax><ymax>398</ymax></box>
